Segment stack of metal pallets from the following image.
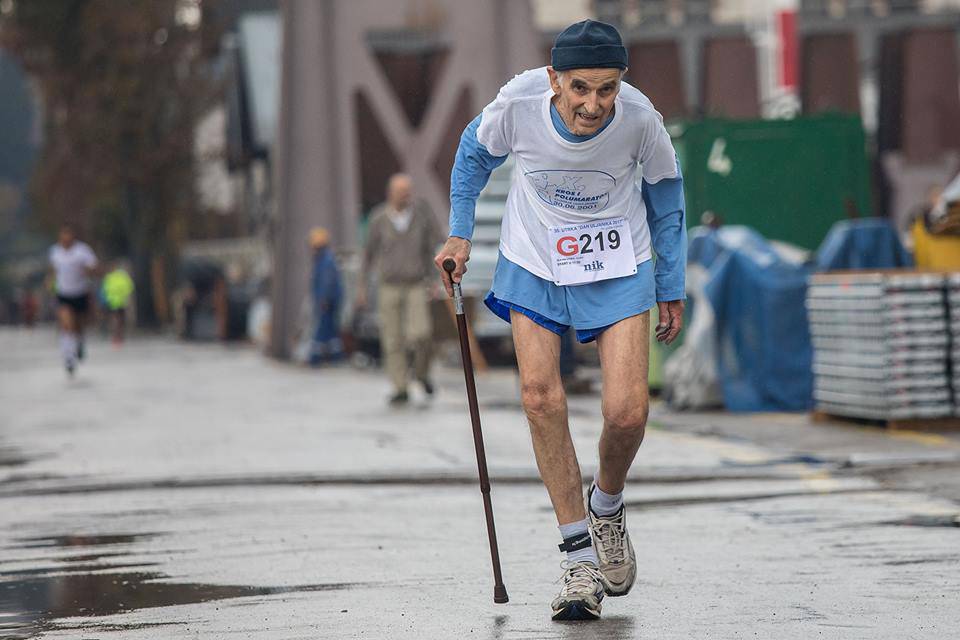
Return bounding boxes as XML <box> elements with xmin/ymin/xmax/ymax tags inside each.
<box><xmin>949</xmin><ymin>273</ymin><xmax>960</xmax><ymax>416</ymax></box>
<box><xmin>807</xmin><ymin>272</ymin><xmax>952</xmax><ymax>421</ymax></box>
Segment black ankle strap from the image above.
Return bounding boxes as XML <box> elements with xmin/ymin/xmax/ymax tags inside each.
<box><xmin>558</xmin><ymin>533</ymin><xmax>592</xmax><ymax>553</ymax></box>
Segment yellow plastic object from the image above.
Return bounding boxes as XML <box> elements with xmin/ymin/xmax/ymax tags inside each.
<box><xmin>911</xmin><ymin>220</ymin><xmax>960</xmax><ymax>269</ymax></box>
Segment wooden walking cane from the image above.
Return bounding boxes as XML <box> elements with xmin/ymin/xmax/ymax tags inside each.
<box><xmin>443</xmin><ymin>259</ymin><xmax>509</xmax><ymax>604</ymax></box>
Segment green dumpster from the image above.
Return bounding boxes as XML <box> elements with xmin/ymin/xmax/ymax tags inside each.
<box><xmin>668</xmin><ymin>114</ymin><xmax>872</xmax><ymax>251</ymax></box>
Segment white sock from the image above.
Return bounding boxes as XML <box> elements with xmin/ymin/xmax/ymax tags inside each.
<box><xmin>559</xmin><ymin>518</ymin><xmax>599</xmax><ymax>566</ymax></box>
<box><xmin>590</xmin><ymin>478</ymin><xmax>623</xmax><ymax>516</ymax></box>
<box><xmin>60</xmin><ymin>332</ymin><xmax>78</xmax><ymax>363</ymax></box>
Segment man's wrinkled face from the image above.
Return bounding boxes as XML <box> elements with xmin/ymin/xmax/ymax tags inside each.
<box><xmin>548</xmin><ymin>67</ymin><xmax>623</xmax><ymax>136</ymax></box>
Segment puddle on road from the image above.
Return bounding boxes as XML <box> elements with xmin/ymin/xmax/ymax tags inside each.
<box><xmin>1</xmin><ymin>571</ymin><xmax>362</xmax><ymax>638</ymax></box>
<box><xmin>10</xmin><ymin>533</ymin><xmax>157</xmax><ymax>549</ymax></box>
<box><xmin>1</xmin><ymin>561</ymin><xmax>160</xmax><ymax>579</ymax></box>
<box><xmin>882</xmin><ymin>514</ymin><xmax>960</xmax><ymax>528</ymax></box>
<box><xmin>721</xmin><ymin>454</ymin><xmax>830</xmax><ymax>467</ymax></box>
<box><xmin>883</xmin><ymin>555</ymin><xmax>960</xmax><ymax>565</ymax></box>
<box><xmin>0</xmin><ymin>532</ymin><xmax>363</xmax><ymax>639</ymax></box>
<box><xmin>508</xmin><ymin>615</ymin><xmax>638</xmax><ymax>640</ymax></box>
<box><xmin>0</xmin><ymin>446</ymin><xmax>31</xmax><ymax>469</ymax></box>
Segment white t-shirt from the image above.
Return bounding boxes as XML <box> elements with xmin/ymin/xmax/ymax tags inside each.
<box><xmin>476</xmin><ymin>67</ymin><xmax>678</xmax><ymax>281</ymax></box>
<box><xmin>49</xmin><ymin>241</ymin><xmax>98</xmax><ymax>297</ymax></box>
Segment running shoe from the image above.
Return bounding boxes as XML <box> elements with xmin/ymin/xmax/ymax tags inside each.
<box><xmin>587</xmin><ymin>482</ymin><xmax>637</xmax><ymax>596</ymax></box>
<box><xmin>550</xmin><ymin>560</ymin><xmax>604</xmax><ymax>621</ymax></box>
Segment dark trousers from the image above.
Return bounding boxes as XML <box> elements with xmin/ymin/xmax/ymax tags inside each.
<box><xmin>312</xmin><ymin>302</ymin><xmax>343</xmax><ymax>360</ymax></box>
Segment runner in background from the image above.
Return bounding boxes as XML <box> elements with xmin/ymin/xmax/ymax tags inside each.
<box><xmin>101</xmin><ymin>260</ymin><xmax>135</xmax><ymax>347</ymax></box>
<box><xmin>48</xmin><ymin>224</ymin><xmax>99</xmax><ymax>375</ymax></box>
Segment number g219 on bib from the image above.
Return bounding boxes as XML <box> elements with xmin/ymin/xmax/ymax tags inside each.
<box><xmin>548</xmin><ymin>217</ymin><xmax>636</xmax><ymax>286</ymax></box>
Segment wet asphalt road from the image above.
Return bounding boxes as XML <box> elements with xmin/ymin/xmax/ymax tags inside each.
<box><xmin>1</xmin><ymin>328</ymin><xmax>959</xmax><ymax>639</ymax></box>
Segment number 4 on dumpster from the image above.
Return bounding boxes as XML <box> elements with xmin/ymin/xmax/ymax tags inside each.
<box><xmin>708</xmin><ymin>138</ymin><xmax>732</xmax><ymax>176</ymax></box>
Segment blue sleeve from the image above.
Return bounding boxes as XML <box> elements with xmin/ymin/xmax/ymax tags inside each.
<box><xmin>449</xmin><ymin>114</ymin><xmax>508</xmax><ymax>240</ymax></box>
<box><xmin>642</xmin><ymin>159</ymin><xmax>687</xmax><ymax>302</ymax></box>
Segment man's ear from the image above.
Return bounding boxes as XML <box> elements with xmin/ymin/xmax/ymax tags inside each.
<box><xmin>546</xmin><ymin>66</ymin><xmax>561</xmax><ymax>93</ymax></box>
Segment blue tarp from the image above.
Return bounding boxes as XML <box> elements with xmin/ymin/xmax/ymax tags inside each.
<box><xmin>689</xmin><ymin>227</ymin><xmax>814</xmax><ymax>412</ymax></box>
<box><xmin>815</xmin><ymin>218</ymin><xmax>914</xmax><ymax>271</ymax></box>
<box><xmin>687</xmin><ymin>218</ymin><xmax>909</xmax><ymax>412</ymax></box>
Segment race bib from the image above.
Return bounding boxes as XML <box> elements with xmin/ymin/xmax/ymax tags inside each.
<box><xmin>548</xmin><ymin>217</ymin><xmax>637</xmax><ymax>286</ymax></box>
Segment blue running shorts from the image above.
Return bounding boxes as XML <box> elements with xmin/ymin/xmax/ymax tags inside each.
<box><xmin>484</xmin><ymin>251</ymin><xmax>656</xmax><ymax>344</ymax></box>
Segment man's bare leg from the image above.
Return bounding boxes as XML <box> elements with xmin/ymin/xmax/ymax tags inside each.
<box><xmin>76</xmin><ymin>308</ymin><xmax>86</xmax><ymax>358</ymax></box>
<box><xmin>510</xmin><ymin>310</ymin><xmax>584</xmax><ymax>525</ymax></box>
<box><xmin>512</xmin><ymin>310</ymin><xmax>605</xmax><ymax>619</ymax></box>
<box><xmin>595</xmin><ymin>311</ymin><xmax>650</xmax><ymax>495</ymax></box>
<box><xmin>57</xmin><ymin>305</ymin><xmax>76</xmax><ymax>335</ymax></box>
<box><xmin>57</xmin><ymin>305</ymin><xmax>79</xmax><ymax>371</ymax></box>
<box><xmin>582</xmin><ymin>311</ymin><xmax>649</xmax><ymax>597</ymax></box>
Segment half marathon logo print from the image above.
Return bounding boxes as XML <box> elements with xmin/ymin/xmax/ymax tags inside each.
<box><xmin>525</xmin><ymin>170</ymin><xmax>615</xmax><ymax>213</ymax></box>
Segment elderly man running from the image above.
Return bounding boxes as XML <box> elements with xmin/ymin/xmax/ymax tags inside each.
<box><xmin>435</xmin><ymin>20</ymin><xmax>686</xmax><ymax>620</ymax></box>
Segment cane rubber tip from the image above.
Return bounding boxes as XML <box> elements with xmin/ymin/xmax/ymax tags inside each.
<box><xmin>442</xmin><ymin>258</ymin><xmax>457</xmax><ymax>274</ymax></box>
<box><xmin>493</xmin><ymin>585</ymin><xmax>509</xmax><ymax>604</ymax></box>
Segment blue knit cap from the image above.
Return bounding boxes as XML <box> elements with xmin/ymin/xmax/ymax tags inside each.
<box><xmin>551</xmin><ymin>19</ymin><xmax>628</xmax><ymax>71</ymax></box>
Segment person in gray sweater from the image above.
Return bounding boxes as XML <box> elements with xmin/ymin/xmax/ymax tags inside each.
<box><xmin>358</xmin><ymin>173</ymin><xmax>445</xmax><ymax>405</ymax></box>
